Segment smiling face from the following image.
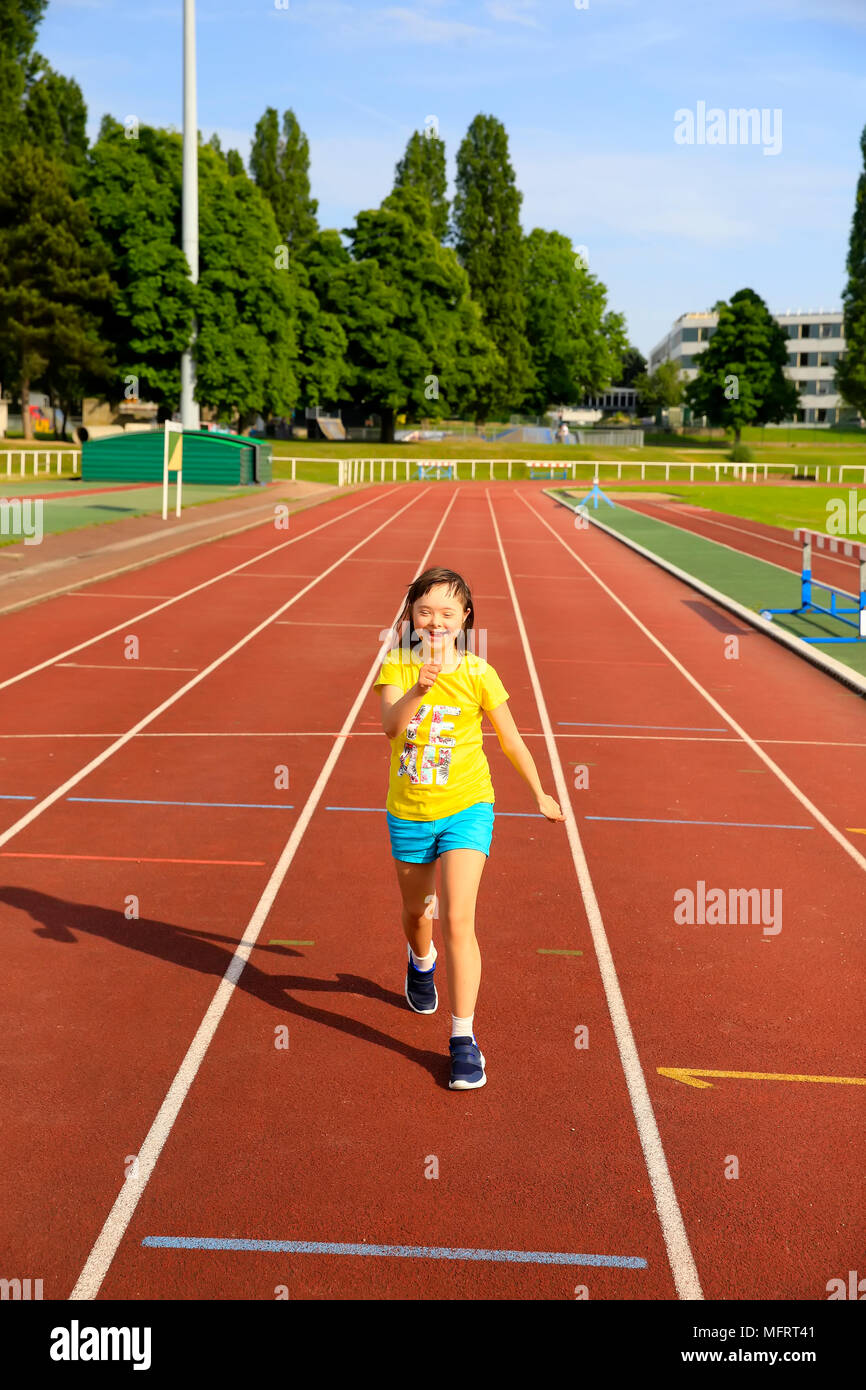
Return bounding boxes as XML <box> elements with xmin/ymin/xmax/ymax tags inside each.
<box><xmin>412</xmin><ymin>583</ymin><xmax>470</xmax><ymax>661</ymax></box>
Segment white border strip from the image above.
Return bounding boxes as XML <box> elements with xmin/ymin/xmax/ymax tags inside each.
<box><xmin>69</xmin><ymin>488</ymin><xmax>460</xmax><ymax>1299</ymax></box>
<box><xmin>545</xmin><ymin>490</ymin><xmax>866</xmax><ymax>699</ymax></box>
<box><xmin>485</xmin><ymin>488</ymin><xmax>704</xmax><ymax>1302</ymax></box>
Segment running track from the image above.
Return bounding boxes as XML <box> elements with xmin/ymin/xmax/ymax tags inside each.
<box><xmin>1</xmin><ymin>481</ymin><xmax>864</xmax><ymax>1301</ymax></box>
<box><xmin>623</xmin><ymin>495</ymin><xmax>865</xmax><ymax>595</ymax></box>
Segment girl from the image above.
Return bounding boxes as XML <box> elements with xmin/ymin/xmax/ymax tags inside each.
<box><xmin>374</xmin><ymin>566</ymin><xmax>564</xmax><ymax>1091</ymax></box>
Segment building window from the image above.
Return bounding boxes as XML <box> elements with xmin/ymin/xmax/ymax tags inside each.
<box><xmin>788</xmin><ymin>325</ymin><xmax>799</xmax><ymax>338</ymax></box>
<box><xmin>817</xmin><ymin>408</ymin><xmax>827</xmax><ymax>423</ymax></box>
<box><xmin>800</xmin><ymin>323</ymin><xmax>811</xmax><ymax>338</ymax></box>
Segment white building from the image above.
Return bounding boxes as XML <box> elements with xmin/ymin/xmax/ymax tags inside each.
<box><xmin>648</xmin><ymin>309</ymin><xmax>851</xmax><ymax>426</ymax></box>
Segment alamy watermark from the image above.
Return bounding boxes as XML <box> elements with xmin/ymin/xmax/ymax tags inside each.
<box><xmin>826</xmin><ymin>491</ymin><xmax>866</xmax><ymax>536</ymax></box>
<box><xmin>0</xmin><ymin>497</ymin><xmax>43</xmax><ymax>545</ymax></box>
<box><xmin>378</xmin><ymin>623</ymin><xmax>488</xmax><ymax>664</ymax></box>
<box><xmin>674</xmin><ymin>880</ymin><xmax>782</xmax><ymax>936</ymax></box>
<box><xmin>674</xmin><ymin>102</ymin><xmax>782</xmax><ymax>156</ymax></box>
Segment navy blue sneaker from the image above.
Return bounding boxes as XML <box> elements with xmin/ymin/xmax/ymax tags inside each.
<box><xmin>448</xmin><ymin>1036</ymin><xmax>486</xmax><ymax>1090</ymax></box>
<box><xmin>405</xmin><ymin>944</ymin><xmax>438</xmax><ymax>1014</ymax></box>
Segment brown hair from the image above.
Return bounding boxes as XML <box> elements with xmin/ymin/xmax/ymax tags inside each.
<box><xmin>392</xmin><ymin>566</ymin><xmax>474</xmax><ymax>655</ymax></box>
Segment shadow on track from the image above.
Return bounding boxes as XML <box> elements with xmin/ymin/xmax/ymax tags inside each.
<box><xmin>1</xmin><ymin>886</ymin><xmax>450</xmax><ymax>1087</ymax></box>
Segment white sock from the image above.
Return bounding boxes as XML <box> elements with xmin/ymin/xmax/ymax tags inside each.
<box><xmin>451</xmin><ymin>1013</ymin><xmax>475</xmax><ymax>1040</ymax></box>
<box><xmin>409</xmin><ymin>941</ymin><xmax>437</xmax><ymax>972</ymax></box>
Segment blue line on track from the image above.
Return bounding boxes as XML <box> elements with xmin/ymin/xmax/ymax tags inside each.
<box><xmin>0</xmin><ymin>794</ymin><xmax>36</xmax><ymax>801</ymax></box>
<box><xmin>66</xmin><ymin>797</ymin><xmax>295</xmax><ymax>810</ymax></box>
<box><xmin>585</xmin><ymin>815</ymin><xmax>813</xmax><ymax>830</ymax></box>
<box><xmin>324</xmin><ymin>806</ymin><xmax>543</xmax><ymax>817</ymax></box>
<box><xmin>141</xmin><ymin>1236</ymin><xmax>646</xmax><ymax>1268</ymax></box>
<box><xmin>558</xmin><ymin>721</ymin><xmax>728</xmax><ymax>732</ymax></box>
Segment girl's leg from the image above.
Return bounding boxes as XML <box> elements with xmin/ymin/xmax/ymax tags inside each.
<box><xmin>393</xmin><ymin>859</ymin><xmax>437</xmax><ymax>958</ymax></box>
<box><xmin>437</xmin><ymin>848</ymin><xmax>487</xmax><ymax>1020</ymax></box>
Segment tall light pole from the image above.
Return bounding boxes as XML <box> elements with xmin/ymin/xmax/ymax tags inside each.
<box><xmin>180</xmin><ymin>0</ymin><xmax>200</xmax><ymax>429</ymax></box>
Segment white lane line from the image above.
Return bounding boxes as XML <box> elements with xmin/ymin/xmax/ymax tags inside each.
<box><xmin>0</xmin><ymin>489</ymin><xmax>428</xmax><ymax>857</ymax></box>
<box><xmin>65</xmin><ymin>594</ymin><xmax>175</xmax><ymax>600</ymax></box>
<box><xmin>485</xmin><ymin>488</ymin><xmax>704</xmax><ymax>1303</ymax></box>
<box><xmin>519</xmin><ymin>491</ymin><xmax>866</xmax><ymax>876</ymax></box>
<box><xmin>0</xmin><ymin>488</ymin><xmax>398</xmax><ymax>693</ymax></box>
<box><xmin>5</xmin><ymin>731</ymin><xmax>866</xmax><ymax>750</ymax></box>
<box><xmin>55</xmin><ymin>664</ymin><xmax>200</xmax><ymax>672</ymax></box>
<box><xmin>69</xmin><ymin>488</ymin><xmax>462</xmax><ymax>1300</ymax></box>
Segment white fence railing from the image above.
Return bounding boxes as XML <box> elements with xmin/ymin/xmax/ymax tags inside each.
<box><xmin>575</xmin><ymin>429</ymin><xmax>644</xmax><ymax>446</ymax></box>
<box><xmin>2</xmin><ymin>449</ymin><xmax>80</xmax><ymax>478</ymax></box>
<box><xmin>278</xmin><ymin>456</ymin><xmax>866</xmax><ymax>486</ymax></box>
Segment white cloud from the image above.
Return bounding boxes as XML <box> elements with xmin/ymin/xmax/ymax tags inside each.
<box><xmin>372</xmin><ymin>7</ymin><xmax>489</xmax><ymax>42</ymax></box>
<box><xmin>485</xmin><ymin>1</ymin><xmax>540</xmax><ymax>27</ymax></box>
<box><xmin>511</xmin><ymin>140</ymin><xmax>852</xmax><ymax>248</ymax></box>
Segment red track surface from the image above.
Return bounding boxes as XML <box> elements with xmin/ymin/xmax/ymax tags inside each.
<box><xmin>2</xmin><ymin>481</ymin><xmax>864</xmax><ymax>1301</ymax></box>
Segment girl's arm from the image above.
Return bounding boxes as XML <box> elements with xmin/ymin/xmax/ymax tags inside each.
<box><xmin>485</xmin><ymin>701</ymin><xmax>565</xmax><ymax>822</ymax></box>
<box><xmin>378</xmin><ymin>661</ymin><xmax>441</xmax><ymax>739</ymax></box>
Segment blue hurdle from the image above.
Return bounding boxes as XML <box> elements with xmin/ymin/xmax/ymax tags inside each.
<box><xmin>760</xmin><ymin>528</ymin><xmax>866</xmax><ymax>643</ymax></box>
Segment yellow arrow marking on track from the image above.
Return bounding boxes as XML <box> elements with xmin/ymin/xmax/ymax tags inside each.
<box><xmin>657</xmin><ymin>1067</ymin><xmax>866</xmax><ymax>1091</ymax></box>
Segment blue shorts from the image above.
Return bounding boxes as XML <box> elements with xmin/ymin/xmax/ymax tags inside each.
<box><xmin>387</xmin><ymin>802</ymin><xmax>495</xmax><ymax>863</ymax></box>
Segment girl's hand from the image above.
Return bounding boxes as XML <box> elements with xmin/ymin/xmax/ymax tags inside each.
<box><xmin>537</xmin><ymin>793</ymin><xmax>565</xmax><ymax>822</ymax></box>
<box><xmin>416</xmin><ymin>662</ymin><xmax>441</xmax><ymax>693</ymax></box>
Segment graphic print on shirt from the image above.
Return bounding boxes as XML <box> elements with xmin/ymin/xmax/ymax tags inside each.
<box><xmin>398</xmin><ymin>704</ymin><xmax>462</xmax><ymax>785</ymax></box>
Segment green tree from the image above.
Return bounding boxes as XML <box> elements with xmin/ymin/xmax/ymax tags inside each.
<box><xmin>293</xmin><ymin>230</ymin><xmax>350</xmax><ymax>409</ymax></box>
<box><xmin>633</xmin><ymin>361</ymin><xmax>683</xmax><ymax>415</ymax></box>
<box><xmin>620</xmin><ymin>345</ymin><xmax>647</xmax><ymax>387</ymax></box>
<box><xmin>250</xmin><ymin>107</ymin><xmax>319</xmax><ymax>252</ymax></box>
<box><xmin>22</xmin><ymin>57</ymin><xmax>88</xmax><ymax>169</ymax></box>
<box><xmin>393</xmin><ymin>127</ymin><xmax>448</xmax><ymax>241</ymax></box>
<box><xmin>837</xmin><ymin>123</ymin><xmax>866</xmax><ymax>419</ymax></box>
<box><xmin>522</xmin><ymin>229</ymin><xmax>627</xmax><ymax>411</ymax></box>
<box><xmin>337</xmin><ymin>187</ymin><xmax>500</xmax><ymax>441</ymax></box>
<box><xmin>0</xmin><ymin>0</ymin><xmax>46</xmax><ymax>155</ymax></box>
<box><xmin>452</xmin><ymin>114</ymin><xmax>534</xmax><ymax>418</ymax></box>
<box><xmin>0</xmin><ymin>144</ymin><xmax>114</xmax><ymax>439</ymax></box>
<box><xmin>85</xmin><ymin>118</ymin><xmax>195</xmax><ymax>411</ymax></box>
<box><xmin>195</xmin><ymin>141</ymin><xmax>298</xmax><ymax>429</ymax></box>
<box><xmin>686</xmin><ymin>289</ymin><xmax>799</xmax><ymax>442</ymax></box>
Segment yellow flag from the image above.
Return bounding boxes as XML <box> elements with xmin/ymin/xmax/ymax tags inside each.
<box><xmin>167</xmin><ymin>430</ymin><xmax>183</xmax><ymax>472</ymax></box>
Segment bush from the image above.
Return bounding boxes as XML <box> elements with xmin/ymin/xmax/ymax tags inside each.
<box><xmin>728</xmin><ymin>443</ymin><xmax>753</xmax><ymax>462</ymax></box>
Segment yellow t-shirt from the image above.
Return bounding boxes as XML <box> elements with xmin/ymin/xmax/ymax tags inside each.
<box><xmin>374</xmin><ymin>648</ymin><xmax>510</xmax><ymax>820</ymax></box>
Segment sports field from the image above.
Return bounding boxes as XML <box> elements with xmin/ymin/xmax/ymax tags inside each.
<box><xmin>1</xmin><ymin>474</ymin><xmax>863</xmax><ymax>1303</ymax></box>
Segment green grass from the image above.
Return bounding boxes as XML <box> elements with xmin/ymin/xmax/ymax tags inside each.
<box><xmin>646</xmin><ymin>483</ymin><xmax>866</xmax><ymax>535</ymax></box>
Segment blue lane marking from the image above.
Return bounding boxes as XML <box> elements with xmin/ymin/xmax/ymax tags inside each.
<box><xmin>559</xmin><ymin>721</ymin><xmax>728</xmax><ymax>732</ymax></box>
<box><xmin>325</xmin><ymin>806</ymin><xmax>543</xmax><ymax>818</ymax></box>
<box><xmin>66</xmin><ymin>797</ymin><xmax>295</xmax><ymax>810</ymax></box>
<box><xmin>585</xmin><ymin>815</ymin><xmax>813</xmax><ymax>830</ymax></box>
<box><xmin>0</xmin><ymin>794</ymin><xmax>36</xmax><ymax>801</ymax></box>
<box><xmin>142</xmin><ymin>1236</ymin><xmax>646</xmax><ymax>1268</ymax></box>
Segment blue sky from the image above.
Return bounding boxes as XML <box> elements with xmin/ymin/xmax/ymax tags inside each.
<box><xmin>41</xmin><ymin>0</ymin><xmax>866</xmax><ymax>359</ymax></box>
